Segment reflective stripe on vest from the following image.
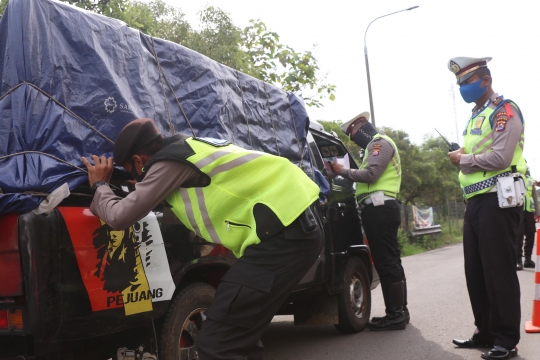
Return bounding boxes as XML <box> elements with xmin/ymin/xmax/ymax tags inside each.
<box><xmin>459</xmin><ymin>99</ymin><xmax>525</xmax><ymax>199</ymax></box>
<box><xmin>166</xmin><ymin>138</ymin><xmax>319</xmax><ymax>257</ymax></box>
<box><xmin>355</xmin><ymin>134</ymin><xmax>401</xmax><ymax>202</ymax></box>
<box><xmin>177</xmin><ymin>151</ymin><xmax>265</xmax><ymax>243</ymax></box>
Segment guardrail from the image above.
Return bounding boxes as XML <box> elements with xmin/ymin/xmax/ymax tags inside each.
<box><xmin>411</xmin><ymin>225</ymin><xmax>442</xmax><ymax>237</ymax></box>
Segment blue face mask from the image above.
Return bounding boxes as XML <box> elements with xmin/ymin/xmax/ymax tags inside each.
<box><xmin>459</xmin><ymin>79</ymin><xmax>487</xmax><ymax>103</ymax></box>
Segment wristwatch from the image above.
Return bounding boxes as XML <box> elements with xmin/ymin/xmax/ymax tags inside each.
<box><xmin>90</xmin><ymin>181</ymin><xmax>109</xmax><ymax>196</ymax></box>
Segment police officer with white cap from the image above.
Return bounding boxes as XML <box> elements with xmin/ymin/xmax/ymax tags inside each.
<box><xmin>447</xmin><ymin>57</ymin><xmax>524</xmax><ymax>359</ymax></box>
<box><xmin>330</xmin><ymin>112</ymin><xmax>408</xmax><ymax>331</ymax></box>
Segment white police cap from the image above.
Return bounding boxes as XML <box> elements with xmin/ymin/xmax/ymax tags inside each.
<box><xmin>448</xmin><ymin>56</ymin><xmax>492</xmax><ymax>84</ymax></box>
<box><xmin>340</xmin><ymin>111</ymin><xmax>370</xmax><ymax>135</ymax></box>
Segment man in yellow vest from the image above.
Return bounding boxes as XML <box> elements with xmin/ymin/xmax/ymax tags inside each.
<box><xmin>517</xmin><ymin>169</ymin><xmax>539</xmax><ymax>270</ymax></box>
<box><xmin>330</xmin><ymin>112</ymin><xmax>408</xmax><ymax>331</ymax></box>
<box><xmin>81</xmin><ymin>118</ymin><xmax>324</xmax><ymax>360</ymax></box>
<box><xmin>447</xmin><ymin>57</ymin><xmax>523</xmax><ymax>360</ymax></box>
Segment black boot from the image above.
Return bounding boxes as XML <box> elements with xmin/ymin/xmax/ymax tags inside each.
<box><xmin>367</xmin><ymin>279</ymin><xmax>406</xmax><ymax>331</ymax></box>
<box><xmin>371</xmin><ymin>278</ymin><xmax>410</xmax><ymax>324</ymax></box>
<box><xmin>516</xmin><ymin>259</ymin><xmax>523</xmax><ymax>271</ymax></box>
<box><xmin>524</xmin><ymin>255</ymin><xmax>535</xmax><ymax>268</ymax></box>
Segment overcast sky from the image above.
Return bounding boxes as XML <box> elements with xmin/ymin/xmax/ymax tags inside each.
<box><xmin>165</xmin><ymin>0</ymin><xmax>540</xmax><ymax>178</ymax></box>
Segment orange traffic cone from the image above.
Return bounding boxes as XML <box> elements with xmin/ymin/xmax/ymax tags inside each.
<box><xmin>525</xmin><ymin>229</ymin><xmax>540</xmax><ymax>333</ymax></box>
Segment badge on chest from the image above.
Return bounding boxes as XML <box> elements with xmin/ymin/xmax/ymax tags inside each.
<box><xmin>470</xmin><ymin>116</ymin><xmax>485</xmax><ymax>135</ymax></box>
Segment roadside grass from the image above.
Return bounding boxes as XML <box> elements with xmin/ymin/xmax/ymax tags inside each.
<box><xmin>399</xmin><ymin>220</ymin><xmax>463</xmax><ymax>257</ymax></box>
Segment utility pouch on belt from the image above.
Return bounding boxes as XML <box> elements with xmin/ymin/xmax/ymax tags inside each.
<box><xmin>496</xmin><ymin>173</ymin><xmax>524</xmax><ymax>208</ymax></box>
<box><xmin>299</xmin><ymin>206</ymin><xmax>318</xmax><ymax>232</ymax></box>
<box><xmin>370</xmin><ymin>191</ymin><xmax>385</xmax><ymax>207</ymax></box>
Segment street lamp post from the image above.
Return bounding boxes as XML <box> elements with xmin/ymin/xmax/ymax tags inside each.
<box><xmin>364</xmin><ymin>6</ymin><xmax>419</xmax><ymax>128</ymax></box>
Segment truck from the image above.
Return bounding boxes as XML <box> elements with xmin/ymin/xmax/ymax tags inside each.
<box><xmin>0</xmin><ymin>0</ymin><xmax>377</xmax><ymax>359</ymax></box>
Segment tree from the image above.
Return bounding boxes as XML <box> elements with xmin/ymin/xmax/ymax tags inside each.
<box><xmin>187</xmin><ymin>6</ymin><xmax>249</xmax><ymax>71</ymax></box>
<box><xmin>242</xmin><ymin>20</ymin><xmax>335</xmax><ymax>108</ymax></box>
<box><xmin>57</xmin><ymin>0</ymin><xmax>335</xmax><ymax>108</ymax></box>
<box><xmin>316</xmin><ymin>122</ymin><xmax>462</xmax><ymax>233</ymax></box>
<box><xmin>0</xmin><ymin>0</ymin><xmax>9</xmax><ymax>19</ymax></box>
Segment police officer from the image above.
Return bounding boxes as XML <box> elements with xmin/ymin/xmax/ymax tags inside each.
<box><xmin>517</xmin><ymin>169</ymin><xmax>539</xmax><ymax>270</ymax></box>
<box><xmin>447</xmin><ymin>57</ymin><xmax>523</xmax><ymax>360</ymax></box>
<box><xmin>82</xmin><ymin>118</ymin><xmax>324</xmax><ymax>360</ymax></box>
<box><xmin>330</xmin><ymin>112</ymin><xmax>408</xmax><ymax>331</ymax></box>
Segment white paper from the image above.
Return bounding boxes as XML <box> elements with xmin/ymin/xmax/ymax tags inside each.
<box><xmin>336</xmin><ymin>154</ymin><xmax>350</xmax><ymax>170</ymax></box>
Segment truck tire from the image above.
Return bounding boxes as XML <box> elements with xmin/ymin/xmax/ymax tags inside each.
<box><xmin>160</xmin><ymin>282</ymin><xmax>215</xmax><ymax>360</ymax></box>
<box><xmin>334</xmin><ymin>257</ymin><xmax>371</xmax><ymax>333</ymax></box>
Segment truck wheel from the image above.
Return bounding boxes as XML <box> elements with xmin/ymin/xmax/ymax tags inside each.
<box><xmin>334</xmin><ymin>257</ymin><xmax>371</xmax><ymax>333</ymax></box>
<box><xmin>160</xmin><ymin>282</ymin><xmax>215</xmax><ymax>360</ymax></box>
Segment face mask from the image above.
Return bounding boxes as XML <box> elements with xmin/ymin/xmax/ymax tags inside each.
<box><xmin>130</xmin><ymin>159</ymin><xmax>145</xmax><ymax>182</ymax></box>
<box><xmin>459</xmin><ymin>79</ymin><xmax>487</xmax><ymax>103</ymax></box>
<box><xmin>351</xmin><ymin>122</ymin><xmax>378</xmax><ymax>149</ymax></box>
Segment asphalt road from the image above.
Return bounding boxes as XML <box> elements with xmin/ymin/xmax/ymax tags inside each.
<box><xmin>262</xmin><ymin>243</ymin><xmax>540</xmax><ymax>360</ymax></box>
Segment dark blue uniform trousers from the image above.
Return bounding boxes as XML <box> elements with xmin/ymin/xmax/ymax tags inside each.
<box><xmin>196</xmin><ymin>226</ymin><xmax>323</xmax><ymax>360</ymax></box>
<box><xmin>463</xmin><ymin>192</ymin><xmax>521</xmax><ymax>349</ymax></box>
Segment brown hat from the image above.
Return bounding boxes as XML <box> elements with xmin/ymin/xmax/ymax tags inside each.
<box><xmin>113</xmin><ymin>118</ymin><xmax>161</xmax><ymax>165</ymax></box>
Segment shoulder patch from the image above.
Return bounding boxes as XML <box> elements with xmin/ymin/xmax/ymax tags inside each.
<box><xmin>495</xmin><ymin>111</ymin><xmax>509</xmax><ymax>132</ymax></box>
<box><xmin>495</xmin><ymin>111</ymin><xmax>509</xmax><ymax>122</ymax></box>
<box><xmin>372</xmin><ymin>143</ymin><xmax>381</xmax><ymax>156</ymax></box>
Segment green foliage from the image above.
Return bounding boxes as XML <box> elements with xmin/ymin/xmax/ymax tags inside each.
<box><xmin>56</xmin><ymin>1</ymin><xmax>336</xmax><ymax>108</ymax></box>
<box><xmin>0</xmin><ymin>0</ymin><xmax>9</xmax><ymax>19</ymax></box>
<box><xmin>316</xmin><ymin>120</ymin><xmax>463</xmax><ymax>234</ymax></box>
<box><xmin>187</xmin><ymin>6</ymin><xmax>247</xmax><ymax>71</ymax></box>
<box><xmin>398</xmin><ymin>222</ymin><xmax>463</xmax><ymax>257</ymax></box>
<box><xmin>242</xmin><ymin>20</ymin><xmax>335</xmax><ymax>107</ymax></box>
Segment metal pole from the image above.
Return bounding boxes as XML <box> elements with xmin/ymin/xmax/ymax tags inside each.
<box><xmin>363</xmin><ymin>6</ymin><xmax>419</xmax><ymax>128</ymax></box>
<box><xmin>364</xmin><ymin>49</ymin><xmax>376</xmax><ymax>128</ymax></box>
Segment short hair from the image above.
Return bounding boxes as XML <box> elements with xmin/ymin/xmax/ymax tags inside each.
<box><xmin>475</xmin><ymin>67</ymin><xmax>491</xmax><ymax>78</ymax></box>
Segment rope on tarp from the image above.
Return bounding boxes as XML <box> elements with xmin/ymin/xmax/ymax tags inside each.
<box><xmin>287</xmin><ymin>94</ymin><xmax>305</xmax><ymax>171</ymax></box>
<box><xmin>0</xmin><ymin>151</ymin><xmax>88</xmax><ymax>172</ymax></box>
<box><xmin>21</xmin><ymin>191</ymin><xmax>92</xmax><ymax>198</ymax></box>
<box><xmin>141</xmin><ymin>33</ymin><xmax>196</xmax><ymax>137</ymax></box>
<box><xmin>144</xmin><ymin>37</ymin><xmax>173</xmax><ymax>136</ymax></box>
<box><xmin>235</xmin><ymin>70</ymin><xmax>253</xmax><ymax>149</ymax></box>
<box><xmin>0</xmin><ymin>82</ymin><xmax>115</xmax><ymax>145</ymax></box>
<box><xmin>263</xmin><ymin>82</ymin><xmax>281</xmax><ymax>157</ymax></box>
<box><xmin>0</xmin><ymin>151</ymin><xmax>121</xmax><ymax>192</ymax></box>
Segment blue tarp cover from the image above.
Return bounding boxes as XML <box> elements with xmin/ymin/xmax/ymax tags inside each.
<box><xmin>0</xmin><ymin>0</ymin><xmax>313</xmax><ymax>214</ymax></box>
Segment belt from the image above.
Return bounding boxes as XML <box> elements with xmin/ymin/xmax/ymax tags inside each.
<box><xmin>362</xmin><ymin>195</ymin><xmax>396</xmax><ymax>205</ymax></box>
<box><xmin>463</xmin><ymin>171</ymin><xmax>511</xmax><ymax>195</ymax></box>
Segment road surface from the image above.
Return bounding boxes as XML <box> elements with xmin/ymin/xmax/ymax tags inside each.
<box><xmin>262</xmin><ymin>243</ymin><xmax>540</xmax><ymax>360</ymax></box>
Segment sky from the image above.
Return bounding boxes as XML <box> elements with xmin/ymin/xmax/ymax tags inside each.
<box><xmin>164</xmin><ymin>0</ymin><xmax>540</xmax><ymax>178</ymax></box>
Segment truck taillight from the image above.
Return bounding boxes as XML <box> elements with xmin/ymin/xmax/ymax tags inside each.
<box><xmin>0</xmin><ymin>214</ymin><xmax>23</xmax><ymax>296</ymax></box>
<box><xmin>0</xmin><ymin>310</ymin><xmax>23</xmax><ymax>330</ymax></box>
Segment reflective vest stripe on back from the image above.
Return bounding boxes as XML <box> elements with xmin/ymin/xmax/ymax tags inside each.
<box><xmin>166</xmin><ymin>138</ymin><xmax>319</xmax><ymax>257</ymax></box>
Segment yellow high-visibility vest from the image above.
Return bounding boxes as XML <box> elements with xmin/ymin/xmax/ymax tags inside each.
<box><xmin>161</xmin><ymin>137</ymin><xmax>319</xmax><ymax>257</ymax></box>
<box><xmin>459</xmin><ymin>99</ymin><xmax>525</xmax><ymax>199</ymax></box>
<box><xmin>355</xmin><ymin>134</ymin><xmax>401</xmax><ymax>202</ymax></box>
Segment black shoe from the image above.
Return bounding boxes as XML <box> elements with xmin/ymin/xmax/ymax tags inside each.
<box><xmin>481</xmin><ymin>346</ymin><xmax>517</xmax><ymax>359</ymax></box>
<box><xmin>366</xmin><ymin>314</ymin><xmax>406</xmax><ymax>331</ymax></box>
<box><xmin>516</xmin><ymin>260</ymin><xmax>523</xmax><ymax>271</ymax></box>
<box><xmin>367</xmin><ymin>279</ymin><xmax>406</xmax><ymax>331</ymax></box>
<box><xmin>371</xmin><ymin>306</ymin><xmax>410</xmax><ymax>324</ymax></box>
<box><xmin>452</xmin><ymin>338</ymin><xmax>492</xmax><ymax>348</ymax></box>
<box><xmin>524</xmin><ymin>257</ymin><xmax>535</xmax><ymax>268</ymax></box>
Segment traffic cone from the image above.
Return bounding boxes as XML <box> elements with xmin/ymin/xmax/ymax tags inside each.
<box><xmin>525</xmin><ymin>229</ymin><xmax>540</xmax><ymax>333</ymax></box>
